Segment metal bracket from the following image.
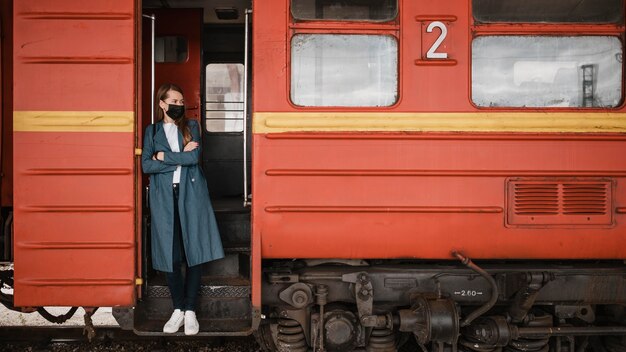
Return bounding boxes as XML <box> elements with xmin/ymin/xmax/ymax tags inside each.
<box><xmin>508</xmin><ymin>272</ymin><xmax>552</xmax><ymax>322</ymax></box>
<box><xmin>342</xmin><ymin>272</ymin><xmax>392</xmax><ymax>332</ymax></box>
<box><xmin>342</xmin><ymin>272</ymin><xmax>373</xmax><ymax>320</ymax></box>
<box><xmin>279</xmin><ymin>283</ymin><xmax>314</xmax><ymax>309</ymax></box>
<box><xmin>83</xmin><ymin>307</ymin><xmax>98</xmax><ymax>342</ymax></box>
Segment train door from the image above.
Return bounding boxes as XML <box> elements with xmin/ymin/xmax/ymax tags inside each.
<box><xmin>134</xmin><ymin>2</ymin><xmax>253</xmax><ymax>335</ymax></box>
<box><xmin>12</xmin><ymin>0</ymin><xmax>137</xmax><ymax>307</ymax></box>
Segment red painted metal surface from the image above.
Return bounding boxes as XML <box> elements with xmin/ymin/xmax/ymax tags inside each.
<box><xmin>253</xmin><ymin>133</ymin><xmax>626</xmax><ymax>259</ymax></box>
<box><xmin>13</xmin><ymin>2</ymin><xmax>135</xmax><ymax>111</ymax></box>
<box><xmin>251</xmin><ymin>0</ymin><xmax>626</xmax><ymax>265</ymax></box>
<box><xmin>13</xmin><ymin>0</ymin><xmax>136</xmax><ymax>307</ymax></box>
<box><xmin>14</xmin><ymin>132</ymin><xmax>135</xmax><ymax>306</ymax></box>
<box><xmin>152</xmin><ymin>8</ymin><xmax>203</xmax><ymax>122</ymax></box>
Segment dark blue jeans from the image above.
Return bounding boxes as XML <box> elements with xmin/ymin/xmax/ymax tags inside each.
<box><xmin>166</xmin><ymin>183</ymin><xmax>202</xmax><ymax>312</ymax></box>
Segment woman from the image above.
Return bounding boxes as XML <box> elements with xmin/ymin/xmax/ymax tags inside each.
<box><xmin>141</xmin><ymin>83</ymin><xmax>224</xmax><ymax>335</ymax></box>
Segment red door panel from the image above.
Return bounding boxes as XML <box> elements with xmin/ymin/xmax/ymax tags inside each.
<box><xmin>13</xmin><ymin>0</ymin><xmax>136</xmax><ymax>307</ymax></box>
<box><xmin>149</xmin><ymin>8</ymin><xmax>202</xmax><ymax>122</ymax></box>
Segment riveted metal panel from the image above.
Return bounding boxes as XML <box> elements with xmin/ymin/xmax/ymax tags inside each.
<box><xmin>13</xmin><ymin>0</ymin><xmax>137</xmax><ymax>307</ymax></box>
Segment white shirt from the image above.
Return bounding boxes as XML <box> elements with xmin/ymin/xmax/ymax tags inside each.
<box><xmin>162</xmin><ymin>123</ymin><xmax>181</xmax><ymax>184</ymax></box>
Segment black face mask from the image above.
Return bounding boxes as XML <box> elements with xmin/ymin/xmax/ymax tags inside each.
<box><xmin>165</xmin><ymin>104</ymin><xmax>185</xmax><ymax>120</ymax></box>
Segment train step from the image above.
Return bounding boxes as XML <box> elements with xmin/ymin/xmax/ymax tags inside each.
<box><xmin>212</xmin><ymin>197</ymin><xmax>250</xmax><ymax>214</ymax></box>
<box><xmin>213</xmin><ymin>197</ymin><xmax>250</xmax><ymax>247</ymax></box>
<box><xmin>223</xmin><ymin>246</ymin><xmax>250</xmax><ymax>254</ymax></box>
<box><xmin>132</xmin><ymin>282</ymin><xmax>252</xmax><ymax>335</ymax></box>
<box><xmin>203</xmin><ymin>251</ymin><xmax>250</xmax><ymax>278</ymax></box>
<box><xmin>130</xmin><ymin>196</ymin><xmax>252</xmax><ymax>335</ymax></box>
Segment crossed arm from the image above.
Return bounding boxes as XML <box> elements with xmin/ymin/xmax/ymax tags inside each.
<box><xmin>141</xmin><ymin>122</ymin><xmax>201</xmax><ymax>174</ymax></box>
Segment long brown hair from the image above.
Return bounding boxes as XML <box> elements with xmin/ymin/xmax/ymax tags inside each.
<box><xmin>156</xmin><ymin>83</ymin><xmax>192</xmax><ymax>146</ymax></box>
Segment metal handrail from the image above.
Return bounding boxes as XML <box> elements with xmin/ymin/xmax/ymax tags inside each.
<box><xmin>142</xmin><ymin>14</ymin><xmax>155</xmax><ymax>124</ymax></box>
<box><xmin>243</xmin><ymin>8</ymin><xmax>252</xmax><ymax>207</ymax></box>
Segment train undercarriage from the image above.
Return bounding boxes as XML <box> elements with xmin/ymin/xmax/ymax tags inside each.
<box><xmin>255</xmin><ymin>256</ymin><xmax>626</xmax><ymax>352</ymax></box>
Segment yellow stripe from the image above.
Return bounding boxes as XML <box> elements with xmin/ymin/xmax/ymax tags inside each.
<box><xmin>14</xmin><ymin>111</ymin><xmax>134</xmax><ymax>132</ymax></box>
<box><xmin>254</xmin><ymin>112</ymin><xmax>626</xmax><ymax>133</ymax></box>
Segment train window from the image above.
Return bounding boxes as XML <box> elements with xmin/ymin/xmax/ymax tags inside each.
<box><xmin>472</xmin><ymin>36</ymin><xmax>622</xmax><ymax>108</ymax></box>
<box><xmin>205</xmin><ymin>64</ymin><xmax>245</xmax><ymax>132</ymax></box>
<box><xmin>291</xmin><ymin>0</ymin><xmax>397</xmax><ymax>21</ymax></box>
<box><xmin>473</xmin><ymin>0</ymin><xmax>624</xmax><ymax>24</ymax></box>
<box><xmin>291</xmin><ymin>34</ymin><xmax>397</xmax><ymax>107</ymax></box>
<box><xmin>155</xmin><ymin>36</ymin><xmax>188</xmax><ymax>63</ymax></box>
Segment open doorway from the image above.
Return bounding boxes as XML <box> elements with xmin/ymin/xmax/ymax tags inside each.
<box><xmin>136</xmin><ymin>0</ymin><xmax>252</xmax><ymax>335</ymax></box>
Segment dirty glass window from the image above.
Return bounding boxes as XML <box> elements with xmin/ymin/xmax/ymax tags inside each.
<box><xmin>205</xmin><ymin>64</ymin><xmax>244</xmax><ymax>132</ymax></box>
<box><xmin>291</xmin><ymin>34</ymin><xmax>397</xmax><ymax>107</ymax></box>
<box><xmin>472</xmin><ymin>36</ymin><xmax>622</xmax><ymax>108</ymax></box>
<box><xmin>155</xmin><ymin>36</ymin><xmax>188</xmax><ymax>63</ymax></box>
<box><xmin>473</xmin><ymin>0</ymin><xmax>624</xmax><ymax>24</ymax></box>
<box><xmin>292</xmin><ymin>0</ymin><xmax>397</xmax><ymax>21</ymax></box>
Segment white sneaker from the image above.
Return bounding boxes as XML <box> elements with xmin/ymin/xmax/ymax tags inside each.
<box><xmin>184</xmin><ymin>310</ymin><xmax>199</xmax><ymax>335</ymax></box>
<box><xmin>163</xmin><ymin>309</ymin><xmax>184</xmax><ymax>333</ymax></box>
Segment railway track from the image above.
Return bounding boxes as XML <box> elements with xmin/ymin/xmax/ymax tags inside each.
<box><xmin>0</xmin><ymin>326</ymin><xmax>263</xmax><ymax>351</ymax></box>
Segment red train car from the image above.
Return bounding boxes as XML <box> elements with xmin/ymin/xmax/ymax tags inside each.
<box><xmin>1</xmin><ymin>0</ymin><xmax>626</xmax><ymax>351</ymax></box>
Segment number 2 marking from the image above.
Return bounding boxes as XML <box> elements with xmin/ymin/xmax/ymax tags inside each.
<box><xmin>426</xmin><ymin>21</ymin><xmax>448</xmax><ymax>59</ymax></box>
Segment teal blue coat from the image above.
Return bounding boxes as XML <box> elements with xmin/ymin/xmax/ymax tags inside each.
<box><xmin>141</xmin><ymin>119</ymin><xmax>224</xmax><ymax>272</ymax></box>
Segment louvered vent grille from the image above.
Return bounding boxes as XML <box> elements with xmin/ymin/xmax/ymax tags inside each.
<box><xmin>507</xmin><ymin>178</ymin><xmax>612</xmax><ymax>226</ymax></box>
<box><xmin>562</xmin><ymin>183</ymin><xmax>608</xmax><ymax>215</ymax></box>
<box><xmin>514</xmin><ymin>183</ymin><xmax>559</xmax><ymax>215</ymax></box>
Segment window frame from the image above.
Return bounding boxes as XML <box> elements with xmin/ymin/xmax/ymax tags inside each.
<box><xmin>471</xmin><ymin>0</ymin><xmax>624</xmax><ymax>25</ymax></box>
<box><xmin>470</xmin><ymin>7</ymin><xmax>626</xmax><ymax>110</ymax></box>
<box><xmin>471</xmin><ymin>34</ymin><xmax>624</xmax><ymax>109</ymax></box>
<box><xmin>290</xmin><ymin>0</ymin><xmax>399</xmax><ymax>23</ymax></box>
<box><xmin>287</xmin><ymin>3</ymin><xmax>401</xmax><ymax>110</ymax></box>
<box><xmin>290</xmin><ymin>33</ymin><xmax>400</xmax><ymax>108</ymax></box>
<box><xmin>204</xmin><ymin>63</ymin><xmax>246</xmax><ymax>133</ymax></box>
<box><xmin>154</xmin><ymin>35</ymin><xmax>189</xmax><ymax>64</ymax></box>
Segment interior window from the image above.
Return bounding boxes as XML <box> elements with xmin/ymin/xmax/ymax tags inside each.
<box><xmin>155</xmin><ymin>36</ymin><xmax>188</xmax><ymax>63</ymax></box>
<box><xmin>291</xmin><ymin>0</ymin><xmax>397</xmax><ymax>21</ymax></box>
<box><xmin>205</xmin><ymin>64</ymin><xmax>245</xmax><ymax>132</ymax></box>
<box><xmin>472</xmin><ymin>0</ymin><xmax>624</xmax><ymax>24</ymax></box>
<box><xmin>291</xmin><ymin>34</ymin><xmax>397</xmax><ymax>107</ymax></box>
<box><xmin>472</xmin><ymin>36</ymin><xmax>623</xmax><ymax>108</ymax></box>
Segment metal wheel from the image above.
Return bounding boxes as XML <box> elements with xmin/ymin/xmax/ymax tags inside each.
<box><xmin>253</xmin><ymin>321</ymin><xmax>277</xmax><ymax>352</ymax></box>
